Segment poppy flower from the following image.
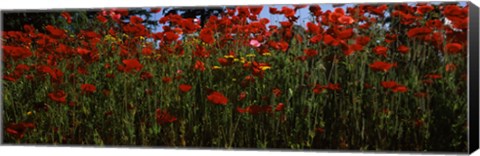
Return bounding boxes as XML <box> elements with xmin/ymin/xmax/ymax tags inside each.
<box><xmin>304</xmin><ymin>49</ymin><xmax>318</xmax><ymax>57</ymax></box>
<box><xmin>416</xmin><ymin>5</ymin><xmax>434</xmax><ymax>15</ymax></box>
<box><xmin>179</xmin><ymin>84</ymin><xmax>192</xmax><ymax>93</ymax></box>
<box><xmin>129</xmin><ymin>16</ymin><xmax>143</xmax><ymax>24</ymax></box>
<box><xmin>369</xmin><ymin>61</ymin><xmax>394</xmax><ymax>72</ymax></box>
<box><xmin>414</xmin><ymin>92</ymin><xmax>428</xmax><ymax>98</ymax></box>
<box><xmin>45</xmin><ymin>25</ymin><xmax>66</xmax><ymax>39</ymax></box>
<box><xmin>61</xmin><ymin>12</ymin><xmax>72</xmax><ymax>23</ymax></box>
<box><xmin>356</xmin><ymin>36</ymin><xmax>371</xmax><ymax>46</ymax></box>
<box><xmin>48</xmin><ymin>90</ymin><xmax>67</xmax><ymax>103</ymax></box>
<box><xmin>237</xmin><ymin>92</ymin><xmax>247</xmax><ymax>101</ymax></box>
<box><xmin>250</xmin><ymin>39</ymin><xmax>261</xmax><ymax>47</ymax></box>
<box><xmin>397</xmin><ymin>45</ymin><xmax>409</xmax><ymax>54</ymax></box>
<box><xmin>313</xmin><ymin>84</ymin><xmax>326</xmax><ymax>94</ymax></box>
<box><xmin>381</xmin><ymin>81</ymin><xmax>397</xmax><ymax>89</ymax></box>
<box><xmin>150</xmin><ymin>8</ymin><xmax>162</xmax><ymax>13</ymax></box>
<box><xmin>81</xmin><ymin>84</ymin><xmax>96</xmax><ymax>93</ymax></box>
<box><xmin>425</xmin><ymin>74</ymin><xmax>442</xmax><ymax>80</ymax></box>
<box><xmin>250</xmin><ymin>6</ymin><xmax>263</xmax><ymax>15</ymax></box>
<box><xmin>445</xmin><ymin>43</ymin><xmax>463</xmax><ymax>54</ymax></box>
<box><xmin>6</xmin><ymin>122</ymin><xmax>35</xmax><ymax>140</ymax></box>
<box><xmin>306</xmin><ymin>22</ymin><xmax>320</xmax><ymax>34</ymax></box>
<box><xmin>338</xmin><ymin>15</ymin><xmax>355</xmax><ymax>25</ymax></box>
<box><xmin>281</xmin><ymin>6</ymin><xmax>296</xmax><ymax>18</ymax></box>
<box><xmin>336</xmin><ymin>28</ymin><xmax>354</xmax><ymax>39</ymax></box>
<box><xmin>155</xmin><ymin>108</ymin><xmax>177</xmax><ymax>125</ymax></box>
<box><xmin>163</xmin><ymin>31</ymin><xmax>179</xmax><ymax>42</ymax></box>
<box><xmin>194</xmin><ymin>60</ymin><xmax>206</xmax><ymax>72</ymax></box>
<box><xmin>218</xmin><ymin>58</ymin><xmax>231</xmax><ymax>66</ymax></box>
<box><xmin>275</xmin><ymin>103</ymin><xmax>285</xmax><ymax>111</ymax></box>
<box><xmin>309</xmin><ymin>5</ymin><xmax>322</xmax><ymax>16</ymax></box>
<box><xmin>199</xmin><ymin>28</ymin><xmax>214</xmax><ymax>44</ymax></box>
<box><xmin>385</xmin><ymin>33</ymin><xmax>397</xmax><ymax>43</ymax></box>
<box><xmin>392</xmin><ymin>85</ymin><xmax>408</xmax><ymax>93</ymax></box>
<box><xmin>309</xmin><ymin>34</ymin><xmax>323</xmax><ymax>44</ymax></box>
<box><xmin>326</xmin><ymin>83</ymin><xmax>341</xmax><ymax>91</ymax></box>
<box><xmin>272</xmin><ymin>88</ymin><xmax>282</xmax><ymax>97</ymax></box>
<box><xmin>445</xmin><ymin>63</ymin><xmax>456</xmax><ymax>72</ymax></box>
<box><xmin>237</xmin><ymin>105</ymin><xmax>272</xmax><ymax>115</ymax></box>
<box><xmin>207</xmin><ymin>91</ymin><xmax>228</xmax><ymax>105</ymax></box>
<box><xmin>373</xmin><ymin>46</ymin><xmax>388</xmax><ymax>57</ymax></box>
<box><xmin>407</xmin><ymin>27</ymin><xmax>432</xmax><ymax>38</ymax></box>
<box><xmin>140</xmin><ymin>72</ymin><xmax>153</xmax><ymax>80</ymax></box>
<box><xmin>121</xmin><ymin>59</ymin><xmax>143</xmax><ymax>73</ymax></box>
<box><xmin>162</xmin><ymin>76</ymin><xmax>172</xmax><ymax>84</ymax></box>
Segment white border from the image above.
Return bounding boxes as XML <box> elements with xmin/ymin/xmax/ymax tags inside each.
<box><xmin>0</xmin><ymin>0</ymin><xmax>479</xmax><ymax>156</ymax></box>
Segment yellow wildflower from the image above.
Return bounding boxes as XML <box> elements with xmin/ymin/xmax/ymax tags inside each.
<box><xmin>260</xmin><ymin>66</ymin><xmax>271</xmax><ymax>71</ymax></box>
<box><xmin>212</xmin><ymin>66</ymin><xmax>222</xmax><ymax>70</ymax></box>
<box><xmin>246</xmin><ymin>53</ymin><xmax>256</xmax><ymax>58</ymax></box>
<box><xmin>262</xmin><ymin>52</ymin><xmax>272</xmax><ymax>56</ymax></box>
<box><xmin>224</xmin><ymin>55</ymin><xmax>235</xmax><ymax>59</ymax></box>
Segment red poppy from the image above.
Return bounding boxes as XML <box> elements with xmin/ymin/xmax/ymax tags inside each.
<box><xmin>150</xmin><ymin>8</ymin><xmax>162</xmax><ymax>13</ymax></box>
<box><xmin>385</xmin><ymin>33</ymin><xmax>397</xmax><ymax>43</ymax></box>
<box><xmin>142</xmin><ymin>47</ymin><xmax>153</xmax><ymax>56</ymax></box>
<box><xmin>392</xmin><ymin>85</ymin><xmax>408</xmax><ymax>93</ymax></box>
<box><xmin>323</xmin><ymin>34</ymin><xmax>339</xmax><ymax>46</ymax></box>
<box><xmin>306</xmin><ymin>22</ymin><xmax>320</xmax><ymax>34</ymax></box>
<box><xmin>207</xmin><ymin>91</ymin><xmax>228</xmax><ymax>105</ymax></box>
<box><xmin>356</xmin><ymin>36</ymin><xmax>371</xmax><ymax>46</ymax></box>
<box><xmin>416</xmin><ymin>5</ymin><xmax>434</xmax><ymax>15</ymax></box>
<box><xmin>6</xmin><ymin>122</ymin><xmax>35</xmax><ymax>140</ymax></box>
<box><xmin>199</xmin><ymin>28</ymin><xmax>214</xmax><ymax>44</ymax></box>
<box><xmin>309</xmin><ymin>5</ymin><xmax>322</xmax><ymax>16</ymax></box>
<box><xmin>397</xmin><ymin>45</ymin><xmax>409</xmax><ymax>54</ymax></box>
<box><xmin>45</xmin><ymin>25</ymin><xmax>66</xmax><ymax>39</ymax></box>
<box><xmin>237</xmin><ymin>92</ymin><xmax>247</xmax><ymax>101</ymax></box>
<box><xmin>336</xmin><ymin>28</ymin><xmax>354</xmax><ymax>39</ymax></box>
<box><xmin>140</xmin><ymin>71</ymin><xmax>153</xmax><ymax>80</ymax></box>
<box><xmin>179</xmin><ymin>84</ymin><xmax>192</xmax><ymax>93</ymax></box>
<box><xmin>218</xmin><ymin>58</ymin><xmax>231</xmax><ymax>66</ymax></box>
<box><xmin>338</xmin><ymin>15</ymin><xmax>355</xmax><ymax>25</ymax></box>
<box><xmin>162</xmin><ymin>76</ymin><xmax>172</xmax><ymax>84</ymax></box>
<box><xmin>369</xmin><ymin>61</ymin><xmax>394</xmax><ymax>72</ymax></box>
<box><xmin>414</xmin><ymin>92</ymin><xmax>428</xmax><ymax>98</ymax></box>
<box><xmin>309</xmin><ymin>34</ymin><xmax>323</xmax><ymax>44</ymax></box>
<box><xmin>155</xmin><ymin>108</ymin><xmax>177</xmax><ymax>125</ymax></box>
<box><xmin>120</xmin><ymin>59</ymin><xmax>143</xmax><ymax>73</ymax></box>
<box><xmin>281</xmin><ymin>6</ymin><xmax>296</xmax><ymax>18</ymax></box>
<box><xmin>304</xmin><ymin>49</ymin><xmax>318</xmax><ymax>57</ymax></box>
<box><xmin>272</xmin><ymin>88</ymin><xmax>282</xmax><ymax>97</ymax></box>
<box><xmin>445</xmin><ymin>63</ymin><xmax>456</xmax><ymax>72</ymax></box>
<box><xmin>373</xmin><ymin>46</ymin><xmax>388</xmax><ymax>57</ymax></box>
<box><xmin>313</xmin><ymin>84</ymin><xmax>326</xmax><ymax>94</ymax></box>
<box><xmin>237</xmin><ymin>105</ymin><xmax>272</xmax><ymax>115</ymax></box>
<box><xmin>381</xmin><ymin>81</ymin><xmax>398</xmax><ymax>89</ymax></box>
<box><xmin>194</xmin><ymin>60</ymin><xmax>206</xmax><ymax>72</ymax></box>
<box><xmin>326</xmin><ymin>83</ymin><xmax>341</xmax><ymax>91</ymax></box>
<box><xmin>81</xmin><ymin>84</ymin><xmax>96</xmax><ymax>93</ymax></box>
<box><xmin>425</xmin><ymin>74</ymin><xmax>442</xmax><ymax>80</ymax></box>
<box><xmin>445</xmin><ymin>43</ymin><xmax>463</xmax><ymax>54</ymax></box>
<box><xmin>48</xmin><ymin>90</ymin><xmax>67</xmax><ymax>103</ymax></box>
<box><xmin>61</xmin><ymin>12</ymin><xmax>72</xmax><ymax>23</ymax></box>
<box><xmin>407</xmin><ymin>27</ymin><xmax>432</xmax><ymax>38</ymax></box>
<box><xmin>275</xmin><ymin>103</ymin><xmax>285</xmax><ymax>111</ymax></box>
<box><xmin>163</xmin><ymin>31</ymin><xmax>179</xmax><ymax>42</ymax></box>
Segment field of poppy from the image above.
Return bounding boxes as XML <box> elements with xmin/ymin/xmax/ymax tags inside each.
<box><xmin>1</xmin><ymin>2</ymin><xmax>470</xmax><ymax>152</ymax></box>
